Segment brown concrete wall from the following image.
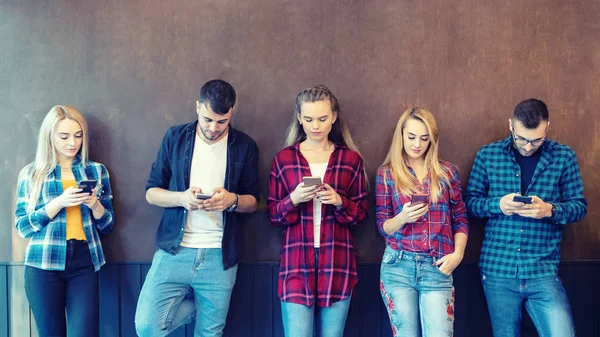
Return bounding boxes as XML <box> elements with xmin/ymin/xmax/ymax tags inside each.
<box><xmin>1</xmin><ymin>0</ymin><xmax>598</xmax><ymax>263</ymax></box>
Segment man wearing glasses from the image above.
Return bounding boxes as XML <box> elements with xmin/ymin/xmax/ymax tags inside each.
<box><xmin>465</xmin><ymin>98</ymin><xmax>587</xmax><ymax>336</ymax></box>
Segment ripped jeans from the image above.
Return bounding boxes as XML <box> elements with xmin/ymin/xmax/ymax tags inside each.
<box><xmin>379</xmin><ymin>246</ymin><xmax>455</xmax><ymax>337</ymax></box>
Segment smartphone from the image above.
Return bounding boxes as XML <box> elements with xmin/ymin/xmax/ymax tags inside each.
<box><xmin>303</xmin><ymin>176</ymin><xmax>322</xmax><ymax>187</ymax></box>
<box><xmin>195</xmin><ymin>193</ymin><xmax>212</xmax><ymax>200</ymax></box>
<box><xmin>78</xmin><ymin>179</ymin><xmax>97</xmax><ymax>195</ymax></box>
<box><xmin>410</xmin><ymin>194</ymin><xmax>429</xmax><ymax>205</ymax></box>
<box><xmin>512</xmin><ymin>195</ymin><xmax>532</xmax><ymax>204</ymax></box>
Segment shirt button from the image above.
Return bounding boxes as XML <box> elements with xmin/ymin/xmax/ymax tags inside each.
<box><xmin>517</xmin><ymin>248</ymin><xmax>521</xmax><ymax>252</ymax></box>
<box><xmin>516</xmin><ymin>173</ymin><xmax>519</xmax><ymax>177</ymax></box>
<box><xmin>520</xmin><ymin>229</ymin><xmax>524</xmax><ymax>233</ymax></box>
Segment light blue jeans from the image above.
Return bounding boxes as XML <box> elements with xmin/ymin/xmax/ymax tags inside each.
<box><xmin>281</xmin><ymin>296</ymin><xmax>352</xmax><ymax>337</ymax></box>
<box><xmin>135</xmin><ymin>248</ymin><xmax>238</xmax><ymax>337</ymax></box>
<box><xmin>379</xmin><ymin>247</ymin><xmax>455</xmax><ymax>337</ymax></box>
<box><xmin>481</xmin><ymin>273</ymin><xmax>575</xmax><ymax>337</ymax></box>
<box><xmin>280</xmin><ymin>248</ymin><xmax>352</xmax><ymax>337</ymax></box>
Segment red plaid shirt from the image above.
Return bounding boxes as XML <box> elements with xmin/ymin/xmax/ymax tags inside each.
<box><xmin>268</xmin><ymin>143</ymin><xmax>367</xmax><ymax>307</ymax></box>
<box><xmin>375</xmin><ymin>160</ymin><xmax>469</xmax><ymax>258</ymax></box>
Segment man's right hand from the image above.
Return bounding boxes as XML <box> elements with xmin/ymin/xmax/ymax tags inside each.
<box><xmin>499</xmin><ymin>193</ymin><xmax>526</xmax><ymax>215</ymax></box>
<box><xmin>179</xmin><ymin>187</ymin><xmax>206</xmax><ymax>211</ymax></box>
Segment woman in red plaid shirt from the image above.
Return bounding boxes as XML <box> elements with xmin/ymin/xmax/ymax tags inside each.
<box><xmin>267</xmin><ymin>85</ymin><xmax>368</xmax><ymax>337</ymax></box>
<box><xmin>376</xmin><ymin>108</ymin><xmax>469</xmax><ymax>337</ymax></box>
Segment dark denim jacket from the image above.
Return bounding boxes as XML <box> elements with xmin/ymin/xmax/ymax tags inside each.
<box><xmin>146</xmin><ymin>121</ymin><xmax>260</xmax><ymax>269</ymax></box>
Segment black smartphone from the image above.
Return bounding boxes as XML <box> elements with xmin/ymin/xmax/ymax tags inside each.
<box><xmin>303</xmin><ymin>176</ymin><xmax>323</xmax><ymax>187</ymax></box>
<box><xmin>78</xmin><ymin>179</ymin><xmax>97</xmax><ymax>195</ymax></box>
<box><xmin>410</xmin><ymin>194</ymin><xmax>429</xmax><ymax>205</ymax></box>
<box><xmin>513</xmin><ymin>195</ymin><xmax>532</xmax><ymax>204</ymax></box>
<box><xmin>195</xmin><ymin>193</ymin><xmax>212</xmax><ymax>200</ymax></box>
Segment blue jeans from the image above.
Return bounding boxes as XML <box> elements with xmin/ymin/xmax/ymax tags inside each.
<box><xmin>281</xmin><ymin>296</ymin><xmax>352</xmax><ymax>337</ymax></box>
<box><xmin>280</xmin><ymin>249</ymin><xmax>352</xmax><ymax>337</ymax></box>
<box><xmin>135</xmin><ymin>248</ymin><xmax>238</xmax><ymax>337</ymax></box>
<box><xmin>24</xmin><ymin>239</ymin><xmax>99</xmax><ymax>337</ymax></box>
<box><xmin>379</xmin><ymin>247</ymin><xmax>455</xmax><ymax>337</ymax></box>
<box><xmin>481</xmin><ymin>273</ymin><xmax>575</xmax><ymax>337</ymax></box>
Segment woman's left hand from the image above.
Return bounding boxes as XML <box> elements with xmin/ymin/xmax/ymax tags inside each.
<box><xmin>433</xmin><ymin>251</ymin><xmax>464</xmax><ymax>275</ymax></box>
<box><xmin>315</xmin><ymin>184</ymin><xmax>342</xmax><ymax>207</ymax></box>
<box><xmin>82</xmin><ymin>188</ymin><xmax>107</xmax><ymax>219</ymax></box>
<box><xmin>82</xmin><ymin>188</ymin><xmax>100</xmax><ymax>210</ymax></box>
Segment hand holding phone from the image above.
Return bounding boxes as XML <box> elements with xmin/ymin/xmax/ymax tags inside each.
<box><xmin>500</xmin><ymin>193</ymin><xmax>532</xmax><ymax>216</ymax></box>
<box><xmin>195</xmin><ymin>192</ymin><xmax>212</xmax><ymax>200</ymax></box>
<box><xmin>290</xmin><ymin>177</ymin><xmax>324</xmax><ymax>206</ymax></box>
<box><xmin>512</xmin><ymin>195</ymin><xmax>532</xmax><ymax>204</ymax></box>
<box><xmin>398</xmin><ymin>195</ymin><xmax>430</xmax><ymax>224</ymax></box>
<box><xmin>302</xmin><ymin>176</ymin><xmax>322</xmax><ymax>187</ymax></box>
<box><xmin>410</xmin><ymin>194</ymin><xmax>429</xmax><ymax>206</ymax></box>
<box><xmin>78</xmin><ymin>180</ymin><xmax>98</xmax><ymax>196</ymax></box>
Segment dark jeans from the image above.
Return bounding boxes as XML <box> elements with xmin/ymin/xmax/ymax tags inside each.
<box><xmin>24</xmin><ymin>239</ymin><xmax>99</xmax><ymax>337</ymax></box>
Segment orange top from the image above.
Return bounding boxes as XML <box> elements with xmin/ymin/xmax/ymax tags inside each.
<box><xmin>62</xmin><ymin>180</ymin><xmax>86</xmax><ymax>241</ymax></box>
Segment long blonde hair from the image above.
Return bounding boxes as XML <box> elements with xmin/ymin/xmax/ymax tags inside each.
<box><xmin>283</xmin><ymin>85</ymin><xmax>362</xmax><ymax>157</ymax></box>
<box><xmin>382</xmin><ymin>107</ymin><xmax>449</xmax><ymax>203</ymax></box>
<box><xmin>27</xmin><ymin>105</ymin><xmax>89</xmax><ymax>212</ymax></box>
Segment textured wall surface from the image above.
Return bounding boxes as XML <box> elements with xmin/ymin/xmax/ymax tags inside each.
<box><xmin>1</xmin><ymin>1</ymin><xmax>598</xmax><ymax>263</ymax></box>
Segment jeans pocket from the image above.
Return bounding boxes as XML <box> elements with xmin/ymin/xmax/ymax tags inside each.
<box><xmin>433</xmin><ymin>264</ymin><xmax>452</xmax><ymax>278</ymax></box>
<box><xmin>145</xmin><ymin>249</ymin><xmax>165</xmax><ymax>280</ymax></box>
<box><xmin>381</xmin><ymin>247</ymin><xmax>399</xmax><ymax>265</ymax></box>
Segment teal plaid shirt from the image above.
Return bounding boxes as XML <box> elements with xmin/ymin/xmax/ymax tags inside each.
<box><xmin>15</xmin><ymin>156</ymin><xmax>114</xmax><ymax>271</ymax></box>
<box><xmin>465</xmin><ymin>136</ymin><xmax>587</xmax><ymax>278</ymax></box>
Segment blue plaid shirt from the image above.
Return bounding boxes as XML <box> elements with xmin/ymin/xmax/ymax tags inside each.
<box><xmin>465</xmin><ymin>136</ymin><xmax>587</xmax><ymax>278</ymax></box>
<box><xmin>15</xmin><ymin>156</ymin><xmax>114</xmax><ymax>271</ymax></box>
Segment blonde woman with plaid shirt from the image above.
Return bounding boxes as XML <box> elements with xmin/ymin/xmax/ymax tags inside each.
<box><xmin>14</xmin><ymin>105</ymin><xmax>114</xmax><ymax>337</ymax></box>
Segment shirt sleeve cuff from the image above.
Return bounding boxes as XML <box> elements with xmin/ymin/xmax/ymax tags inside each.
<box><xmin>282</xmin><ymin>195</ymin><xmax>300</xmax><ymax>213</ymax></box>
<box><xmin>34</xmin><ymin>207</ymin><xmax>52</xmax><ymax>230</ymax></box>
<box><xmin>489</xmin><ymin>197</ymin><xmax>503</xmax><ymax>216</ymax></box>
<box><xmin>551</xmin><ymin>203</ymin><xmax>563</xmax><ymax>224</ymax></box>
<box><xmin>334</xmin><ymin>196</ymin><xmax>348</xmax><ymax>212</ymax></box>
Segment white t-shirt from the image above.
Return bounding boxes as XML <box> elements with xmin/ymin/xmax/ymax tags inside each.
<box><xmin>180</xmin><ymin>132</ymin><xmax>228</xmax><ymax>248</ymax></box>
<box><xmin>309</xmin><ymin>162</ymin><xmax>328</xmax><ymax>248</ymax></box>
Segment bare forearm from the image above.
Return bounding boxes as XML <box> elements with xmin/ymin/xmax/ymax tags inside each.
<box><xmin>146</xmin><ymin>187</ymin><xmax>183</xmax><ymax>208</ymax></box>
<box><xmin>44</xmin><ymin>198</ymin><xmax>63</xmax><ymax>219</ymax></box>
<box><xmin>234</xmin><ymin>194</ymin><xmax>257</xmax><ymax>213</ymax></box>
<box><xmin>454</xmin><ymin>233</ymin><xmax>468</xmax><ymax>255</ymax></box>
<box><xmin>383</xmin><ymin>216</ymin><xmax>407</xmax><ymax>235</ymax></box>
<box><xmin>90</xmin><ymin>202</ymin><xmax>106</xmax><ymax>219</ymax></box>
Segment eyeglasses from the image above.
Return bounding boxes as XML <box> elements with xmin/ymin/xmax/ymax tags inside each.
<box><xmin>511</xmin><ymin>126</ymin><xmax>547</xmax><ymax>147</ymax></box>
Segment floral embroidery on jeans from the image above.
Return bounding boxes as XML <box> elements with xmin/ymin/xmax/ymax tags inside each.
<box><xmin>380</xmin><ymin>280</ymin><xmax>399</xmax><ymax>337</ymax></box>
<box><xmin>445</xmin><ymin>287</ymin><xmax>455</xmax><ymax>336</ymax></box>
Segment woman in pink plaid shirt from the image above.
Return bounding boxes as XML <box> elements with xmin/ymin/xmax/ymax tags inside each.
<box><xmin>267</xmin><ymin>85</ymin><xmax>368</xmax><ymax>337</ymax></box>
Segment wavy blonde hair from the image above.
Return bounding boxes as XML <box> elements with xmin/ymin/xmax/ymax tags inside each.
<box><xmin>382</xmin><ymin>107</ymin><xmax>449</xmax><ymax>203</ymax></box>
<box><xmin>27</xmin><ymin>105</ymin><xmax>89</xmax><ymax>212</ymax></box>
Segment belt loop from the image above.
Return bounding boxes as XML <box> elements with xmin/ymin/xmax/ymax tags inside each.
<box><xmin>397</xmin><ymin>250</ymin><xmax>403</xmax><ymax>261</ymax></box>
